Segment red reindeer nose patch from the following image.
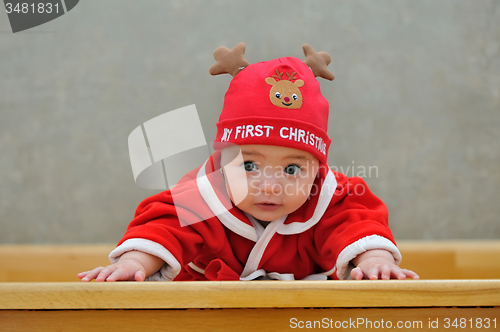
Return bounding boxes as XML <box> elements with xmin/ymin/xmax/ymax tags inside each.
<box><xmin>265</xmin><ymin>69</ymin><xmax>304</xmax><ymax>109</ymax></box>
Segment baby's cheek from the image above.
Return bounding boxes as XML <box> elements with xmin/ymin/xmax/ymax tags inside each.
<box><xmin>299</xmin><ymin>178</ymin><xmax>317</xmax><ymax>199</ymax></box>
<box><xmin>224</xmin><ymin>173</ymin><xmax>252</xmax><ymax>206</ymax></box>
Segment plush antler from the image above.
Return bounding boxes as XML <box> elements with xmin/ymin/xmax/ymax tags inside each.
<box><xmin>209</xmin><ymin>42</ymin><xmax>250</xmax><ymax>77</ymax></box>
<box><xmin>302</xmin><ymin>44</ymin><xmax>335</xmax><ymax>81</ymax></box>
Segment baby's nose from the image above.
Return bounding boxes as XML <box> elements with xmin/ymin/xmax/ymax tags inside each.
<box><xmin>260</xmin><ymin>179</ymin><xmax>282</xmax><ymax>194</ymax></box>
<box><xmin>284</xmin><ymin>97</ymin><xmax>290</xmax><ymax>102</ymax></box>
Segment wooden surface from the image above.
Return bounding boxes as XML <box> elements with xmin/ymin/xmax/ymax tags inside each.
<box><xmin>0</xmin><ymin>244</ymin><xmax>113</xmax><ymax>282</ymax></box>
<box><xmin>1</xmin><ymin>241</ymin><xmax>500</xmax><ymax>331</ymax></box>
<box><xmin>1</xmin><ymin>307</ymin><xmax>498</xmax><ymax>332</ymax></box>
<box><xmin>1</xmin><ymin>280</ymin><xmax>500</xmax><ymax>310</ymax></box>
<box><xmin>1</xmin><ymin>240</ymin><xmax>500</xmax><ymax>282</ymax></box>
<box><xmin>397</xmin><ymin>240</ymin><xmax>500</xmax><ymax>279</ymax></box>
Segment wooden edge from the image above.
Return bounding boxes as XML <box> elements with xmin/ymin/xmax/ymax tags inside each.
<box><xmin>1</xmin><ymin>307</ymin><xmax>499</xmax><ymax>332</ymax></box>
<box><xmin>1</xmin><ymin>280</ymin><xmax>499</xmax><ymax>310</ymax></box>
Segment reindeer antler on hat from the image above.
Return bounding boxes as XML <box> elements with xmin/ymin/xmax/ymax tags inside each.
<box><xmin>302</xmin><ymin>44</ymin><xmax>335</xmax><ymax>81</ymax></box>
<box><xmin>209</xmin><ymin>42</ymin><xmax>334</xmax><ymax>80</ymax></box>
<box><xmin>208</xmin><ymin>42</ymin><xmax>250</xmax><ymax>77</ymax></box>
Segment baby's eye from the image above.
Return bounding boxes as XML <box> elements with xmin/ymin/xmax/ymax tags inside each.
<box><xmin>284</xmin><ymin>164</ymin><xmax>301</xmax><ymax>175</ymax></box>
<box><xmin>292</xmin><ymin>94</ymin><xmax>298</xmax><ymax>100</ymax></box>
<box><xmin>243</xmin><ymin>161</ymin><xmax>258</xmax><ymax>172</ymax></box>
<box><xmin>275</xmin><ymin>92</ymin><xmax>281</xmax><ymax>99</ymax></box>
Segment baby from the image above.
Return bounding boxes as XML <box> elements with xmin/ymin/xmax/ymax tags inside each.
<box><xmin>79</xmin><ymin>43</ymin><xmax>418</xmax><ymax>282</ymax></box>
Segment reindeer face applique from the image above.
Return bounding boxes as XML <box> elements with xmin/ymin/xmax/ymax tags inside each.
<box><xmin>265</xmin><ymin>70</ymin><xmax>304</xmax><ymax>109</ymax></box>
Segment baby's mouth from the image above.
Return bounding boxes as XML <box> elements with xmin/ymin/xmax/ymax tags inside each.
<box><xmin>255</xmin><ymin>202</ymin><xmax>281</xmax><ymax>211</ymax></box>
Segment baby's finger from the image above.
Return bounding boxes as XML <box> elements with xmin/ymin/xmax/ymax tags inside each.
<box><xmin>107</xmin><ymin>265</ymin><xmax>146</xmax><ymax>282</ymax></box>
<box><xmin>134</xmin><ymin>270</ymin><xmax>146</xmax><ymax>282</ymax></box>
<box><xmin>350</xmin><ymin>266</ymin><xmax>364</xmax><ymax>280</ymax></box>
<box><xmin>391</xmin><ymin>267</ymin><xmax>419</xmax><ymax>280</ymax></box>
<box><xmin>390</xmin><ymin>267</ymin><xmax>407</xmax><ymax>280</ymax></box>
<box><xmin>104</xmin><ymin>267</ymin><xmax>129</xmax><ymax>282</ymax></box>
<box><xmin>95</xmin><ymin>266</ymin><xmax>118</xmax><ymax>282</ymax></box>
<box><xmin>380</xmin><ymin>265</ymin><xmax>391</xmax><ymax>280</ymax></box>
<box><xmin>367</xmin><ymin>267</ymin><xmax>380</xmax><ymax>280</ymax></box>
<box><xmin>80</xmin><ymin>267</ymin><xmax>104</xmax><ymax>282</ymax></box>
<box><xmin>401</xmin><ymin>269</ymin><xmax>420</xmax><ymax>280</ymax></box>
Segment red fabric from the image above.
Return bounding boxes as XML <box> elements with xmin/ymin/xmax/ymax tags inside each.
<box><xmin>214</xmin><ymin>57</ymin><xmax>331</xmax><ymax>163</ymax></box>
<box><xmin>117</xmin><ymin>153</ymin><xmax>395</xmax><ymax>281</ymax></box>
<box><xmin>205</xmin><ymin>259</ymin><xmax>241</xmax><ymax>281</ymax></box>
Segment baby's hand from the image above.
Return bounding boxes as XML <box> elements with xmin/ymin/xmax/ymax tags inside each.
<box><xmin>78</xmin><ymin>251</ymin><xmax>165</xmax><ymax>282</ymax></box>
<box><xmin>78</xmin><ymin>259</ymin><xmax>146</xmax><ymax>282</ymax></box>
<box><xmin>350</xmin><ymin>249</ymin><xmax>419</xmax><ymax>280</ymax></box>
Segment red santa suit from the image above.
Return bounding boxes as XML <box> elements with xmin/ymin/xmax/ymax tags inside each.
<box><xmin>109</xmin><ymin>151</ymin><xmax>401</xmax><ymax>281</ymax></box>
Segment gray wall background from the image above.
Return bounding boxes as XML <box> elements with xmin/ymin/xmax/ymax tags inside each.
<box><xmin>0</xmin><ymin>0</ymin><xmax>499</xmax><ymax>244</ymax></box>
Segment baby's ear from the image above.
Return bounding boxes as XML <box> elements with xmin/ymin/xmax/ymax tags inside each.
<box><xmin>294</xmin><ymin>79</ymin><xmax>304</xmax><ymax>88</ymax></box>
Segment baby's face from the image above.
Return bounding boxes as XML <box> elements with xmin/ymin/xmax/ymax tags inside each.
<box><xmin>220</xmin><ymin>144</ymin><xmax>319</xmax><ymax>222</ymax></box>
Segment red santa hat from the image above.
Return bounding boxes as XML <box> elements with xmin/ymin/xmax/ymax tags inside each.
<box><xmin>210</xmin><ymin>43</ymin><xmax>335</xmax><ymax>164</ymax></box>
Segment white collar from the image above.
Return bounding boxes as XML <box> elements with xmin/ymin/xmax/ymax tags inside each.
<box><xmin>277</xmin><ymin>169</ymin><xmax>337</xmax><ymax>235</ymax></box>
<box><xmin>196</xmin><ymin>161</ymin><xmax>258</xmax><ymax>242</ymax></box>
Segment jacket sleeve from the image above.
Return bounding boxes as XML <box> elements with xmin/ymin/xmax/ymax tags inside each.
<box><xmin>109</xmin><ymin>166</ymin><xmax>224</xmax><ymax>281</ymax></box>
<box><xmin>314</xmin><ymin>172</ymin><xmax>401</xmax><ymax>280</ymax></box>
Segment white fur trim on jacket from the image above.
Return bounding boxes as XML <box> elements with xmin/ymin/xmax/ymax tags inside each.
<box><xmin>108</xmin><ymin>238</ymin><xmax>181</xmax><ymax>281</ymax></box>
<box><xmin>335</xmin><ymin>235</ymin><xmax>402</xmax><ymax>280</ymax></box>
<box><xmin>196</xmin><ymin>160</ymin><xmax>259</xmax><ymax>242</ymax></box>
<box><xmin>277</xmin><ymin>169</ymin><xmax>337</xmax><ymax>235</ymax></box>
